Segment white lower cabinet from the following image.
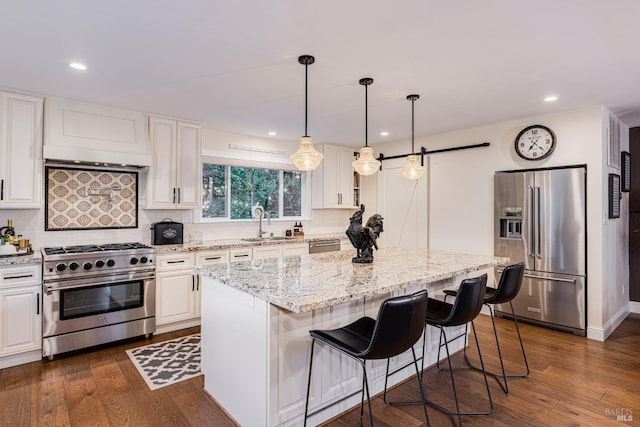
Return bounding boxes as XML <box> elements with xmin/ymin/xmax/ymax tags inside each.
<box><xmin>0</xmin><ymin>264</ymin><xmax>42</xmax><ymax>369</ymax></box>
<box><xmin>155</xmin><ymin>253</ymin><xmax>199</xmax><ymax>333</ymax></box>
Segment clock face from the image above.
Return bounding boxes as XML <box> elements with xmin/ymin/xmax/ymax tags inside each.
<box><xmin>514</xmin><ymin>125</ymin><xmax>556</xmax><ymax>160</ymax></box>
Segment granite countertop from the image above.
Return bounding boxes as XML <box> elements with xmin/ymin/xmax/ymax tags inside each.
<box><xmin>154</xmin><ymin>233</ymin><xmax>348</xmax><ymax>254</ymax></box>
<box><xmin>0</xmin><ymin>250</ymin><xmax>42</xmax><ymax>266</ymax></box>
<box><xmin>196</xmin><ymin>248</ymin><xmax>510</xmax><ymax>313</ymax></box>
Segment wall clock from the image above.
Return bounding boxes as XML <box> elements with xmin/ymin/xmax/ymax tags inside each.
<box><xmin>514</xmin><ymin>125</ymin><xmax>556</xmax><ymax>161</ymax></box>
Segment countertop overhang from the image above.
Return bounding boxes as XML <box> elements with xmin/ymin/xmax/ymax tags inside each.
<box><xmin>197</xmin><ymin>248</ymin><xmax>509</xmax><ymax>313</ymax></box>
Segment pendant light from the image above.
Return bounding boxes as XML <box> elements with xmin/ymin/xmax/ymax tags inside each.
<box><xmin>401</xmin><ymin>94</ymin><xmax>426</xmax><ymax>180</ymax></box>
<box><xmin>290</xmin><ymin>55</ymin><xmax>324</xmax><ymax>171</ymax></box>
<box><xmin>352</xmin><ymin>78</ymin><xmax>381</xmax><ymax>176</ymax></box>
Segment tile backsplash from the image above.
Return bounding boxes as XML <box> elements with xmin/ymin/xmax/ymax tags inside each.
<box><xmin>45</xmin><ymin>166</ymin><xmax>138</xmax><ymax>230</ymax></box>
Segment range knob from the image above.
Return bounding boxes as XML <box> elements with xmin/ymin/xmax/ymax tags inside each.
<box><xmin>95</xmin><ymin>260</ymin><xmax>105</xmax><ymax>268</ymax></box>
<box><xmin>56</xmin><ymin>263</ymin><xmax>67</xmax><ymax>272</ymax></box>
<box><xmin>140</xmin><ymin>256</ymin><xmax>148</xmax><ymax>264</ymax></box>
<box><xmin>69</xmin><ymin>262</ymin><xmax>79</xmax><ymax>271</ymax></box>
<box><xmin>130</xmin><ymin>257</ymin><xmax>139</xmax><ymax>265</ymax></box>
<box><xmin>106</xmin><ymin>259</ymin><xmax>116</xmax><ymax>267</ymax></box>
<box><xmin>83</xmin><ymin>262</ymin><xmax>93</xmax><ymax>271</ymax></box>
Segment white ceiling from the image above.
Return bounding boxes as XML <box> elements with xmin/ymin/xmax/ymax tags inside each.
<box><xmin>3</xmin><ymin>0</ymin><xmax>640</xmax><ymax>147</ymax></box>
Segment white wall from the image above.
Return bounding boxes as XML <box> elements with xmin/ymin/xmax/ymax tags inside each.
<box><xmin>371</xmin><ymin>105</ymin><xmax>629</xmax><ymax>339</ymax></box>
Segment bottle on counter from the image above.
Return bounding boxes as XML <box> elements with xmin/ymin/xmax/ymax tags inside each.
<box><xmin>1</xmin><ymin>219</ymin><xmax>15</xmax><ymax>244</ymax></box>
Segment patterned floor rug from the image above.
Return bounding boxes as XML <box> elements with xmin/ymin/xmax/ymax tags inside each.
<box><xmin>126</xmin><ymin>334</ymin><xmax>201</xmax><ymax>390</ymax></box>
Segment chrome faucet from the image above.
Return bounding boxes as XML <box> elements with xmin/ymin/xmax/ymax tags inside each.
<box><xmin>253</xmin><ymin>205</ymin><xmax>268</xmax><ymax>238</ymax></box>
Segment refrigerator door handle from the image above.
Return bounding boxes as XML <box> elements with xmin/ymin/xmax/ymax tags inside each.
<box><xmin>497</xmin><ymin>268</ymin><xmax>578</xmax><ymax>284</ymax></box>
<box><xmin>527</xmin><ymin>185</ymin><xmax>535</xmax><ymax>257</ymax></box>
<box><xmin>524</xmin><ymin>272</ymin><xmax>577</xmax><ymax>284</ymax></box>
<box><xmin>535</xmin><ymin>186</ymin><xmax>541</xmax><ymax>258</ymax></box>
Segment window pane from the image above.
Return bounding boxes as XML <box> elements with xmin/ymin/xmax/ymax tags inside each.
<box><xmin>230</xmin><ymin>167</ymin><xmax>279</xmax><ymax>219</ymax></box>
<box><xmin>283</xmin><ymin>170</ymin><xmax>302</xmax><ymax>217</ymax></box>
<box><xmin>202</xmin><ymin>164</ymin><xmax>226</xmax><ymax>218</ymax></box>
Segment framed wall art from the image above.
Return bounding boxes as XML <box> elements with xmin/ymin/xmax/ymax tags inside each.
<box><xmin>621</xmin><ymin>151</ymin><xmax>631</xmax><ymax>192</ymax></box>
<box><xmin>608</xmin><ymin>173</ymin><xmax>621</xmax><ymax>219</ymax></box>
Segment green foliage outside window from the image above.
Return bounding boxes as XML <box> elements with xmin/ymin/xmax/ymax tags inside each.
<box><xmin>201</xmin><ymin>163</ymin><xmax>302</xmax><ymax>219</ymax></box>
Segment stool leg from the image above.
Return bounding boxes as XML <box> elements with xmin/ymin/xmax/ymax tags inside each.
<box><xmin>303</xmin><ymin>339</ymin><xmax>316</xmax><ymax>427</ymax></box>
<box><xmin>411</xmin><ymin>346</ymin><xmax>431</xmax><ymax>427</ymax></box>
<box><xmin>488</xmin><ymin>304</ymin><xmax>509</xmax><ymax>393</ymax></box>
<box><xmin>470</xmin><ymin>320</ymin><xmax>494</xmax><ymax>414</ymax></box>
<box><xmin>358</xmin><ymin>360</ymin><xmax>374</xmax><ymax>427</ymax></box>
<box><xmin>441</xmin><ymin>327</ymin><xmax>463</xmax><ymax>427</ymax></box>
<box><xmin>510</xmin><ymin>301</ymin><xmax>530</xmax><ymax>377</ymax></box>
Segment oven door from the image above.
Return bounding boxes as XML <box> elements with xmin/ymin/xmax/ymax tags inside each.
<box><xmin>43</xmin><ymin>272</ymin><xmax>155</xmax><ymax>338</ymax></box>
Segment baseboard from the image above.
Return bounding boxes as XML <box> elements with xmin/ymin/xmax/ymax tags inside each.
<box><xmin>0</xmin><ymin>349</ymin><xmax>42</xmax><ymax>370</ymax></box>
<box><xmin>629</xmin><ymin>300</ymin><xmax>640</xmax><ymax>314</ymax></box>
<box><xmin>587</xmin><ymin>304</ymin><xmax>629</xmax><ymax>342</ymax></box>
<box><xmin>155</xmin><ymin>318</ymin><xmax>201</xmax><ymax>335</ymax></box>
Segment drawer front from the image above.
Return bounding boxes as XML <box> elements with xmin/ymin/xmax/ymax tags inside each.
<box><xmin>196</xmin><ymin>250</ymin><xmax>230</xmax><ymax>265</ymax></box>
<box><xmin>282</xmin><ymin>243</ymin><xmax>308</xmax><ymax>257</ymax></box>
<box><xmin>253</xmin><ymin>246</ymin><xmax>283</xmax><ymax>260</ymax></box>
<box><xmin>230</xmin><ymin>248</ymin><xmax>252</xmax><ymax>262</ymax></box>
<box><xmin>156</xmin><ymin>253</ymin><xmax>195</xmax><ymax>271</ymax></box>
<box><xmin>0</xmin><ymin>264</ymin><xmax>42</xmax><ymax>288</ymax></box>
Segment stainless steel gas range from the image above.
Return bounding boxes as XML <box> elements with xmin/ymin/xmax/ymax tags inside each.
<box><xmin>41</xmin><ymin>242</ymin><xmax>156</xmax><ymax>359</ymax></box>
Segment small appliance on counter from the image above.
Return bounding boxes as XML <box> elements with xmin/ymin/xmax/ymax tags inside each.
<box><xmin>151</xmin><ymin>218</ymin><xmax>184</xmax><ymax>245</ymax></box>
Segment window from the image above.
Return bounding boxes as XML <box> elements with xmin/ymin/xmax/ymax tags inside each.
<box><xmin>201</xmin><ymin>163</ymin><xmax>302</xmax><ymax>220</ymax></box>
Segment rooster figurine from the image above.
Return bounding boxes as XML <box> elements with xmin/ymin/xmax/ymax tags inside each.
<box><xmin>346</xmin><ymin>205</ymin><xmax>384</xmax><ymax>263</ymax></box>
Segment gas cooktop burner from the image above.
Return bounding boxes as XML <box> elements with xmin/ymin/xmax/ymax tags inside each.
<box><xmin>43</xmin><ymin>242</ymin><xmax>152</xmax><ymax>256</ymax></box>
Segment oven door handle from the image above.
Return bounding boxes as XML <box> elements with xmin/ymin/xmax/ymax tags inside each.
<box><xmin>44</xmin><ymin>275</ymin><xmax>155</xmax><ymax>294</ymax></box>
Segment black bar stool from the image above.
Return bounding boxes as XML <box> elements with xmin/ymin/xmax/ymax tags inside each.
<box><xmin>384</xmin><ymin>275</ymin><xmax>492</xmax><ymax>426</ymax></box>
<box><xmin>424</xmin><ymin>274</ymin><xmax>493</xmax><ymax>426</ymax></box>
<box><xmin>303</xmin><ymin>290</ymin><xmax>430</xmax><ymax>427</ymax></box>
<box><xmin>443</xmin><ymin>262</ymin><xmax>529</xmax><ymax>393</ymax></box>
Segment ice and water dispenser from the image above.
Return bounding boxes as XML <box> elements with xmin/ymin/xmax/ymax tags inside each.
<box><xmin>498</xmin><ymin>207</ymin><xmax>522</xmax><ymax>239</ymax></box>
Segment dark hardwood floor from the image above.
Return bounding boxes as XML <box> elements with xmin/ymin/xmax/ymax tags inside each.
<box><xmin>1</xmin><ymin>314</ymin><xmax>639</xmax><ymax>427</ymax></box>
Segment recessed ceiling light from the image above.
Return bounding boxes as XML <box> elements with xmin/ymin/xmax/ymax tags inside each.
<box><xmin>380</xmin><ymin>131</ymin><xmax>389</xmax><ymax>136</ymax></box>
<box><xmin>69</xmin><ymin>62</ymin><xmax>87</xmax><ymax>70</ymax></box>
<box><xmin>544</xmin><ymin>95</ymin><xmax>558</xmax><ymax>102</ymax></box>
<box><xmin>268</xmin><ymin>131</ymin><xmax>277</xmax><ymax>136</ymax></box>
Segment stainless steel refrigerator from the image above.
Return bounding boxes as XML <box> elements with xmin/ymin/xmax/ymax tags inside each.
<box><xmin>494</xmin><ymin>166</ymin><xmax>586</xmax><ymax>335</ymax></box>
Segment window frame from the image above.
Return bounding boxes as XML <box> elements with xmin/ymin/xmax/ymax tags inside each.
<box><xmin>195</xmin><ymin>156</ymin><xmax>310</xmax><ymax>223</ymax></box>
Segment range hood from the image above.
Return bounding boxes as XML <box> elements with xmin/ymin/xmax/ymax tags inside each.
<box><xmin>44</xmin><ymin>97</ymin><xmax>152</xmax><ymax>167</ymax></box>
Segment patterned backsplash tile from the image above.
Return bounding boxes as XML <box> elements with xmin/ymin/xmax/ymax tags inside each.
<box><xmin>45</xmin><ymin>166</ymin><xmax>138</xmax><ymax>230</ymax></box>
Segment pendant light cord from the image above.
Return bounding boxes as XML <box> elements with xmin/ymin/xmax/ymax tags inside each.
<box><xmin>411</xmin><ymin>96</ymin><xmax>415</xmax><ymax>154</ymax></box>
<box><xmin>365</xmin><ymin>82</ymin><xmax>368</xmax><ymax>147</ymax></box>
<box><xmin>304</xmin><ymin>62</ymin><xmax>308</xmax><ymax>137</ymax></box>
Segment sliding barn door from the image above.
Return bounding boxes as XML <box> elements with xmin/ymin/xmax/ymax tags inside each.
<box><xmin>376</xmin><ymin>161</ymin><xmax>428</xmax><ymax>249</ymax></box>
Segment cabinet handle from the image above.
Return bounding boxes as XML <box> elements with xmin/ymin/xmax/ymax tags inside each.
<box><xmin>172</xmin><ymin>187</ymin><xmax>176</xmax><ymax>204</ymax></box>
<box><xmin>167</xmin><ymin>260</ymin><xmax>186</xmax><ymax>264</ymax></box>
<box><xmin>197</xmin><ymin>275</ymin><xmax>200</xmax><ymax>291</ymax></box>
<box><xmin>338</xmin><ymin>193</ymin><xmax>342</xmax><ymax>205</ymax></box>
<box><xmin>4</xmin><ymin>274</ymin><xmax>34</xmax><ymax>280</ymax></box>
<box><xmin>178</xmin><ymin>188</ymin><xmax>181</xmax><ymax>204</ymax></box>
<box><xmin>0</xmin><ymin>179</ymin><xmax>3</xmax><ymax>200</ymax></box>
<box><xmin>205</xmin><ymin>256</ymin><xmax>221</xmax><ymax>260</ymax></box>
<box><xmin>233</xmin><ymin>254</ymin><xmax>249</xmax><ymax>258</ymax></box>
<box><xmin>192</xmin><ymin>275</ymin><xmax>195</xmax><ymax>291</ymax></box>
<box><xmin>37</xmin><ymin>293</ymin><xmax>40</xmax><ymax>315</ymax></box>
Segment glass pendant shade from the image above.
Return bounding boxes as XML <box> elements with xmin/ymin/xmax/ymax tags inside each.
<box><xmin>401</xmin><ymin>154</ymin><xmax>425</xmax><ymax>179</ymax></box>
<box><xmin>291</xmin><ymin>136</ymin><xmax>323</xmax><ymax>171</ymax></box>
<box><xmin>352</xmin><ymin>146</ymin><xmax>381</xmax><ymax>176</ymax></box>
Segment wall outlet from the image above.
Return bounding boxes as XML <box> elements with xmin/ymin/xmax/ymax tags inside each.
<box><xmin>181</xmin><ymin>211</ymin><xmax>193</xmax><ymax>223</ymax></box>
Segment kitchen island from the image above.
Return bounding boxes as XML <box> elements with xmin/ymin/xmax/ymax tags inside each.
<box><xmin>197</xmin><ymin>248</ymin><xmax>508</xmax><ymax>427</ymax></box>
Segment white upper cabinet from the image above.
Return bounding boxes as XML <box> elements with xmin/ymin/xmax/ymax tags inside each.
<box><xmin>43</xmin><ymin>97</ymin><xmax>150</xmax><ymax>166</ymax></box>
<box><xmin>312</xmin><ymin>144</ymin><xmax>357</xmax><ymax>209</ymax></box>
<box><xmin>146</xmin><ymin>116</ymin><xmax>201</xmax><ymax>209</ymax></box>
<box><xmin>0</xmin><ymin>92</ymin><xmax>43</xmax><ymax>209</ymax></box>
